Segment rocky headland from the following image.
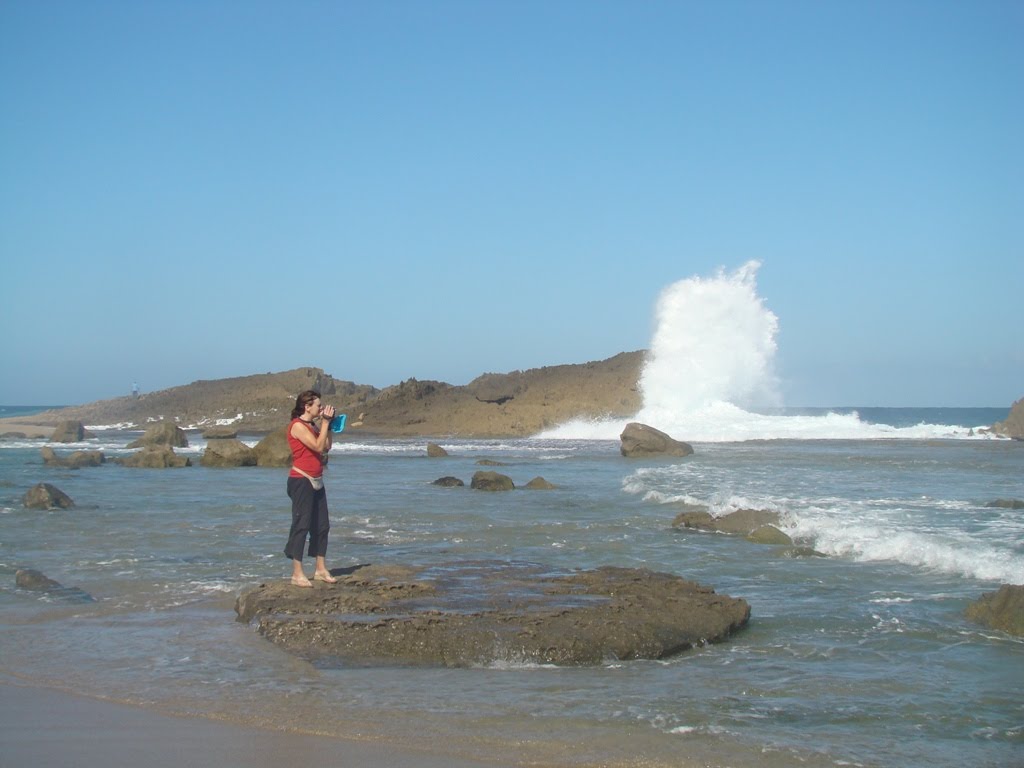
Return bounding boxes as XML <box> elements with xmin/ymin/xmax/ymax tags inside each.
<box><xmin>3</xmin><ymin>351</ymin><xmax>644</xmax><ymax>439</ymax></box>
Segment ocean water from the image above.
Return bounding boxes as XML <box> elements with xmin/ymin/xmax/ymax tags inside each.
<box><xmin>2</xmin><ymin>265</ymin><xmax>1021</xmax><ymax>767</ymax></box>
<box><xmin>1</xmin><ymin>417</ymin><xmax>1021</xmax><ymax>767</ymax></box>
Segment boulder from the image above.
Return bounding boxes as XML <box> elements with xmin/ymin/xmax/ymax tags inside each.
<box><xmin>620</xmin><ymin>422</ymin><xmax>693</xmax><ymax>458</ymax></box>
<box><xmin>23</xmin><ymin>483</ymin><xmax>75</xmax><ymax>509</ymax></box>
<box><xmin>432</xmin><ymin>476</ymin><xmax>465</xmax><ymax>487</ymax></box>
<box><xmin>202</xmin><ymin>426</ymin><xmax>238</xmax><ymax>439</ymax></box>
<box><xmin>471</xmin><ymin>471</ymin><xmax>515</xmax><ymax>491</ymax></box>
<box><xmin>235</xmin><ymin>562</ymin><xmax>750</xmax><ymax>667</ymax></box>
<box><xmin>992</xmin><ymin>398</ymin><xmax>1024</xmax><ymax>440</ymax></box>
<box><xmin>50</xmin><ymin>420</ymin><xmax>91</xmax><ymax>443</ymax></box>
<box><xmin>525</xmin><ymin>476</ymin><xmax>556</xmax><ymax>490</ymax></box>
<box><xmin>127</xmin><ymin>421</ymin><xmax>189</xmax><ymax>449</ymax></box>
<box><xmin>475</xmin><ymin>459</ymin><xmax>506</xmax><ymax>466</ymax></box>
<box><xmin>426</xmin><ymin>442</ymin><xmax>448</xmax><ymax>457</ymax></box>
<box><xmin>965</xmin><ymin>584</ymin><xmax>1024</xmax><ymax>637</ymax></box>
<box><xmin>115</xmin><ymin>447</ymin><xmax>191</xmax><ymax>468</ymax></box>
<box><xmin>201</xmin><ymin>438</ymin><xmax>257</xmax><ymax>467</ymax></box>
<box><xmin>41</xmin><ymin>447</ymin><xmax>105</xmax><ymax>468</ymax></box>
<box><xmin>253</xmin><ymin>428</ymin><xmax>291</xmax><ymax>467</ymax></box>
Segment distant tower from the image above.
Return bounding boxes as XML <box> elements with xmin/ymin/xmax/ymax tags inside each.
<box><xmin>132</xmin><ymin>381</ymin><xmax>139</xmax><ymax>399</ymax></box>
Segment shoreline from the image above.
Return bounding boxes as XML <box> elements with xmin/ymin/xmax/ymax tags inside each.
<box><xmin>0</xmin><ymin>682</ymin><xmax>524</xmax><ymax>768</ymax></box>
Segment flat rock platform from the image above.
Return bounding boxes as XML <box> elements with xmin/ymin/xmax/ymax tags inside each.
<box><xmin>235</xmin><ymin>562</ymin><xmax>750</xmax><ymax>667</ymax></box>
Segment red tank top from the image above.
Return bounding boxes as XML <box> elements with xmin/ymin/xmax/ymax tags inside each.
<box><xmin>287</xmin><ymin>418</ymin><xmax>323</xmax><ymax>478</ymax></box>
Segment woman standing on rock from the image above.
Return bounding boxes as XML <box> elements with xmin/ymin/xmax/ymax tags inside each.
<box><xmin>285</xmin><ymin>390</ymin><xmax>337</xmax><ymax>587</ymax></box>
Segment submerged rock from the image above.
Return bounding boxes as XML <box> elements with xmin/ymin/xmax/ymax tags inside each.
<box><xmin>985</xmin><ymin>499</ymin><xmax>1024</xmax><ymax>510</ymax></box>
<box><xmin>235</xmin><ymin>562</ymin><xmax>750</xmax><ymax>667</ymax></box>
<box><xmin>432</xmin><ymin>476</ymin><xmax>465</xmax><ymax>487</ymax></box>
<box><xmin>965</xmin><ymin>584</ymin><xmax>1024</xmax><ymax>637</ymax></box>
<box><xmin>525</xmin><ymin>476</ymin><xmax>556</xmax><ymax>490</ymax></box>
<box><xmin>23</xmin><ymin>483</ymin><xmax>75</xmax><ymax>509</ymax></box>
<box><xmin>620</xmin><ymin>422</ymin><xmax>693</xmax><ymax>458</ymax></box>
<box><xmin>15</xmin><ymin>569</ymin><xmax>94</xmax><ymax>603</ymax></box>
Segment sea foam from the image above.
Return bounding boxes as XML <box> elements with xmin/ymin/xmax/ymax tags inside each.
<box><xmin>539</xmin><ymin>262</ymin><xmax>996</xmax><ymax>441</ymax></box>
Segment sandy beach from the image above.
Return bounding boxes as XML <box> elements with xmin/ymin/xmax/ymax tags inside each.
<box><xmin>0</xmin><ymin>683</ymin><xmax>518</xmax><ymax>768</ymax></box>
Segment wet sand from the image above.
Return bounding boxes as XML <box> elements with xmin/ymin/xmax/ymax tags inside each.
<box><xmin>0</xmin><ymin>684</ymin><xmax>517</xmax><ymax>768</ymax></box>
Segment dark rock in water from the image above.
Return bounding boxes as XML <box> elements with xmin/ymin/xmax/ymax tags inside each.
<box><xmin>992</xmin><ymin>398</ymin><xmax>1024</xmax><ymax>440</ymax></box>
<box><xmin>50</xmin><ymin>420</ymin><xmax>92</xmax><ymax>443</ymax></box>
<box><xmin>470</xmin><ymin>470</ymin><xmax>514</xmax><ymax>491</ymax></box>
<box><xmin>41</xmin><ymin>447</ymin><xmax>105</xmax><ymax>469</ymax></box>
<box><xmin>253</xmin><ymin>428</ymin><xmax>291</xmax><ymax>467</ymax></box>
<box><xmin>127</xmin><ymin>421</ymin><xmax>189</xmax><ymax>449</ymax></box>
<box><xmin>15</xmin><ymin>568</ymin><xmax>95</xmax><ymax>603</ymax></box>
<box><xmin>965</xmin><ymin>584</ymin><xmax>1024</xmax><ymax>637</ymax></box>
<box><xmin>985</xmin><ymin>499</ymin><xmax>1024</xmax><ymax>510</ymax></box>
<box><xmin>201</xmin><ymin>438</ymin><xmax>257</xmax><ymax>467</ymax></box>
<box><xmin>23</xmin><ymin>483</ymin><xmax>75</xmax><ymax>509</ymax></box>
<box><xmin>115</xmin><ymin>447</ymin><xmax>191</xmax><ymax>468</ymax></box>
<box><xmin>235</xmin><ymin>562</ymin><xmax>750</xmax><ymax>667</ymax></box>
<box><xmin>15</xmin><ymin>568</ymin><xmax>63</xmax><ymax>590</ymax></box>
<box><xmin>620</xmin><ymin>422</ymin><xmax>693</xmax><ymax>458</ymax></box>
<box><xmin>202</xmin><ymin>425</ymin><xmax>238</xmax><ymax>439</ymax></box>
<box><xmin>432</xmin><ymin>476</ymin><xmax>465</xmax><ymax>487</ymax></box>
<box><xmin>426</xmin><ymin>442</ymin><xmax>448</xmax><ymax>457</ymax></box>
<box><xmin>525</xmin><ymin>476</ymin><xmax>556</xmax><ymax>490</ymax></box>
<box><xmin>1</xmin><ymin>432</ymin><xmax>28</xmax><ymax>439</ymax></box>
<box><xmin>475</xmin><ymin>459</ymin><xmax>506</xmax><ymax>466</ymax></box>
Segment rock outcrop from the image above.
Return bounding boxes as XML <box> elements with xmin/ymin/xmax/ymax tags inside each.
<box><xmin>115</xmin><ymin>447</ymin><xmax>191</xmax><ymax>468</ymax></box>
<box><xmin>127</xmin><ymin>421</ymin><xmax>189</xmax><ymax>449</ymax></box>
<box><xmin>50</xmin><ymin>420</ymin><xmax>91</xmax><ymax>443</ymax></box>
<box><xmin>620</xmin><ymin>423</ymin><xmax>693</xmax><ymax>458</ymax></box>
<box><xmin>201</xmin><ymin>439</ymin><xmax>257</xmax><ymax>467</ymax></box>
<box><xmin>202</xmin><ymin>425</ymin><xmax>238</xmax><ymax>439</ymax></box>
<box><xmin>41</xmin><ymin>447</ymin><xmax>105</xmax><ymax>468</ymax></box>
<box><xmin>427</xmin><ymin>442</ymin><xmax>448</xmax><ymax>457</ymax></box>
<box><xmin>992</xmin><ymin>398</ymin><xmax>1024</xmax><ymax>440</ymax></box>
<box><xmin>525</xmin><ymin>476</ymin><xmax>556</xmax><ymax>490</ymax></box>
<box><xmin>235</xmin><ymin>562</ymin><xmax>750</xmax><ymax>667</ymax></box>
<box><xmin>432</xmin><ymin>476</ymin><xmax>465</xmax><ymax>487</ymax></box>
<box><xmin>986</xmin><ymin>499</ymin><xmax>1024</xmax><ymax>510</ymax></box>
<box><xmin>23</xmin><ymin>483</ymin><xmax>75</xmax><ymax>509</ymax></box>
<box><xmin>965</xmin><ymin>584</ymin><xmax>1024</xmax><ymax>637</ymax></box>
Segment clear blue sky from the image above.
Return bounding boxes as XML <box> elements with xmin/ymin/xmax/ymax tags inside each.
<box><xmin>1</xmin><ymin>1</ymin><xmax>1021</xmax><ymax>407</ymax></box>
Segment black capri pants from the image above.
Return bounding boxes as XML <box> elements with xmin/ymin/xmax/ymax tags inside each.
<box><xmin>285</xmin><ymin>476</ymin><xmax>330</xmax><ymax>560</ymax></box>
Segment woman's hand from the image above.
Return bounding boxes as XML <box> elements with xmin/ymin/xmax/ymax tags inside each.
<box><xmin>321</xmin><ymin>404</ymin><xmax>336</xmax><ymax>421</ymax></box>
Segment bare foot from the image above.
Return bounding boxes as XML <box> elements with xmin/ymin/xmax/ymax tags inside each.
<box><xmin>290</xmin><ymin>575</ymin><xmax>313</xmax><ymax>588</ymax></box>
<box><xmin>313</xmin><ymin>571</ymin><xmax>337</xmax><ymax>584</ymax></box>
